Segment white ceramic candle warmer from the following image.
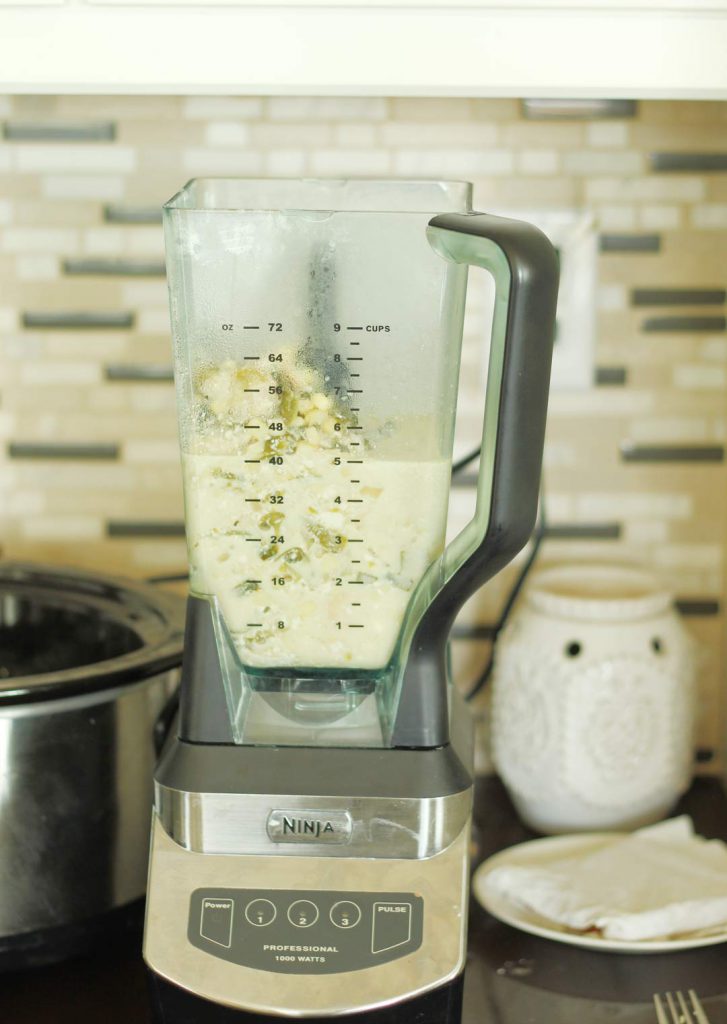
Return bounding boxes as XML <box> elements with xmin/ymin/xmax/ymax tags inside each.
<box><xmin>491</xmin><ymin>564</ymin><xmax>696</xmax><ymax>834</ymax></box>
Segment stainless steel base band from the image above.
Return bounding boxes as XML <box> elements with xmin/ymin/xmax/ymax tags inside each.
<box><xmin>143</xmin><ymin>815</ymin><xmax>471</xmax><ymax>1017</ymax></box>
<box><xmin>156</xmin><ymin>782</ymin><xmax>472</xmax><ymax>859</ymax></box>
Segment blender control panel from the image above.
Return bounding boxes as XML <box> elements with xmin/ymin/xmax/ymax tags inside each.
<box><xmin>188</xmin><ymin>888</ymin><xmax>423</xmax><ymax>974</ymax></box>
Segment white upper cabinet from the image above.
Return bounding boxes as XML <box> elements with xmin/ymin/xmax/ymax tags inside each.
<box><xmin>0</xmin><ymin>2</ymin><xmax>725</xmax><ymax>95</ymax></box>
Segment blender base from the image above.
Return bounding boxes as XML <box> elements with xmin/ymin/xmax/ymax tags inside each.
<box><xmin>144</xmin><ymin>813</ymin><xmax>470</xmax><ymax>1019</ymax></box>
<box><xmin>148</xmin><ymin>970</ymin><xmax>464</xmax><ymax>1024</ymax></box>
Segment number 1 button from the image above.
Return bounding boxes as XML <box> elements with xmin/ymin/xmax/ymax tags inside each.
<box><xmin>245</xmin><ymin>899</ymin><xmax>276</xmax><ymax>927</ymax></box>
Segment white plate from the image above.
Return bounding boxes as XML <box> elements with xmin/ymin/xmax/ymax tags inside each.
<box><xmin>472</xmin><ymin>832</ymin><xmax>727</xmax><ymax>954</ymax></box>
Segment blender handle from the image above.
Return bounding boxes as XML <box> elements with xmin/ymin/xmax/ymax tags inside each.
<box><xmin>391</xmin><ymin>212</ymin><xmax>559</xmax><ymax>749</ymax></box>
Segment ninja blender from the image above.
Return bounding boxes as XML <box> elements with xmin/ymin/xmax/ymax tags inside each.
<box><xmin>144</xmin><ymin>178</ymin><xmax>558</xmax><ymax>1023</ymax></box>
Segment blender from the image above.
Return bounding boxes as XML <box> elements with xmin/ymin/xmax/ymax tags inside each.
<box><xmin>144</xmin><ymin>178</ymin><xmax>558</xmax><ymax>1023</ymax></box>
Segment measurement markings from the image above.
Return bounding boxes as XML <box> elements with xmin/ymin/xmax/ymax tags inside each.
<box><xmin>346</xmin><ymin>459</ymin><xmax>363</xmax><ymax>464</ymax></box>
<box><xmin>247</xmin><ymin>622</ymin><xmax>263</xmax><ymax>627</ymax></box>
<box><xmin>348</xmin><ymin>581</ymin><xmax>364</xmax><ymax>585</ymax></box>
<box><xmin>350</xmin><ymin>341</ymin><xmax>360</xmax><ymax>346</ymax></box>
<box><xmin>246</xmin><ymin>580</ymin><xmax>262</xmax><ymax>584</ymax></box>
<box><xmin>352</xmin><ymin>560</ymin><xmax>361</xmax><ymax>564</ymax></box>
<box><xmin>244</xmin><ymin>325</ymin><xmax>260</xmax><ymax>330</ymax></box>
<box><xmin>352</xmin><ymin>602</ymin><xmax>361</xmax><ymax>607</ymax></box>
<box><xmin>244</xmin><ymin>388</ymin><xmax>260</xmax><ymax>393</ymax></box>
<box><xmin>351</xmin><ymin>520</ymin><xmax>361</xmax><ymax>524</ymax></box>
<box><xmin>348</xmin><ymin>426</ymin><xmax>363</xmax><ymax>431</ymax></box>
<box><xmin>347</xmin><ymin>357</ymin><xmax>363</xmax><ymax>361</ymax></box>
<box><xmin>348</xmin><ymin>538</ymin><xmax>363</xmax><ymax>542</ymax></box>
<box><xmin>350</xmin><ymin>407</ymin><xmax>360</xmax><ymax>412</ymax></box>
<box><xmin>244</xmin><ymin>355</ymin><xmax>260</xmax><ymax>360</ymax></box>
<box><xmin>346</xmin><ymin>326</ymin><xmax>364</xmax><ymax>331</ymax></box>
<box><xmin>244</xmin><ymin>498</ymin><xmax>261</xmax><ymax>503</ymax></box>
<box><xmin>348</xmin><ymin>624</ymin><xmax>364</xmax><ymax>628</ymax></box>
<box><xmin>245</xmin><ymin>538</ymin><xmax>262</xmax><ymax>543</ymax></box>
<box><xmin>244</xmin><ymin>459</ymin><xmax>261</xmax><ymax>464</ymax></box>
<box><xmin>244</xmin><ymin>425</ymin><xmax>260</xmax><ymax>430</ymax></box>
<box><xmin>348</xmin><ymin>389</ymin><xmax>363</xmax><ymax>394</ymax></box>
<box><xmin>350</xmin><ymin>374</ymin><xmax>360</xmax><ymax>378</ymax></box>
<box><xmin>347</xmin><ymin>499</ymin><xmax>363</xmax><ymax>503</ymax></box>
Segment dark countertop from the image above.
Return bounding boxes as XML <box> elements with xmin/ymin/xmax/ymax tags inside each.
<box><xmin>467</xmin><ymin>777</ymin><xmax>727</xmax><ymax>1024</ymax></box>
<box><xmin>2</xmin><ymin>777</ymin><xmax>727</xmax><ymax>1023</ymax></box>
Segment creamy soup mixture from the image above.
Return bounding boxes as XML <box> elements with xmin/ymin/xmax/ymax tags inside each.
<box><xmin>183</xmin><ymin>354</ymin><xmax>449</xmax><ymax>669</ymax></box>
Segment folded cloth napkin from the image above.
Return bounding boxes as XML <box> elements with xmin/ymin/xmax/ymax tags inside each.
<box><xmin>482</xmin><ymin>816</ymin><xmax>727</xmax><ymax>941</ymax></box>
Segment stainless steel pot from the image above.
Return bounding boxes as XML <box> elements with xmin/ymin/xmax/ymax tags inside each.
<box><xmin>0</xmin><ymin>562</ymin><xmax>184</xmax><ymax>968</ymax></box>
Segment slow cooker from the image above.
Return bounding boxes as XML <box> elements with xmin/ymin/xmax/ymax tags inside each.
<box><xmin>0</xmin><ymin>562</ymin><xmax>184</xmax><ymax>969</ymax></box>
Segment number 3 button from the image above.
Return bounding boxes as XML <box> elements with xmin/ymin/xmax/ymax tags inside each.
<box><xmin>329</xmin><ymin>901</ymin><xmax>361</xmax><ymax>929</ymax></box>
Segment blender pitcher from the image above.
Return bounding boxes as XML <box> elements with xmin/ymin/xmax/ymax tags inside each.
<box><xmin>144</xmin><ymin>178</ymin><xmax>557</xmax><ymax>1024</ymax></box>
<box><xmin>163</xmin><ymin>178</ymin><xmax>557</xmax><ymax>750</ymax></box>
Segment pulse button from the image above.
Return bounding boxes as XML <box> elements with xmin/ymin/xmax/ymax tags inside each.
<box><xmin>287</xmin><ymin>900</ymin><xmax>319</xmax><ymax>928</ymax></box>
<box><xmin>372</xmin><ymin>902</ymin><xmax>412</xmax><ymax>954</ymax></box>
<box><xmin>329</xmin><ymin>901</ymin><xmax>362</xmax><ymax>929</ymax></box>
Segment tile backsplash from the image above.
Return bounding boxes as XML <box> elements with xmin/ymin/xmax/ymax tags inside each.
<box><xmin>0</xmin><ymin>95</ymin><xmax>726</xmax><ymax>768</ymax></box>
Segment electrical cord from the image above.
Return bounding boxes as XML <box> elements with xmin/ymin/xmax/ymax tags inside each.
<box><xmin>451</xmin><ymin>445</ymin><xmax>481</xmax><ymax>476</ymax></box>
<box><xmin>463</xmin><ymin>485</ymin><xmax>547</xmax><ymax>701</ymax></box>
<box><xmin>451</xmin><ymin>443</ymin><xmax>548</xmax><ymax>700</ymax></box>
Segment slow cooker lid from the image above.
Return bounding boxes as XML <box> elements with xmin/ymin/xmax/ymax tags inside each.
<box><xmin>0</xmin><ymin>562</ymin><xmax>184</xmax><ymax>705</ymax></box>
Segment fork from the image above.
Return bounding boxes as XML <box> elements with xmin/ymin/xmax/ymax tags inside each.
<box><xmin>654</xmin><ymin>990</ymin><xmax>711</xmax><ymax>1024</ymax></box>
